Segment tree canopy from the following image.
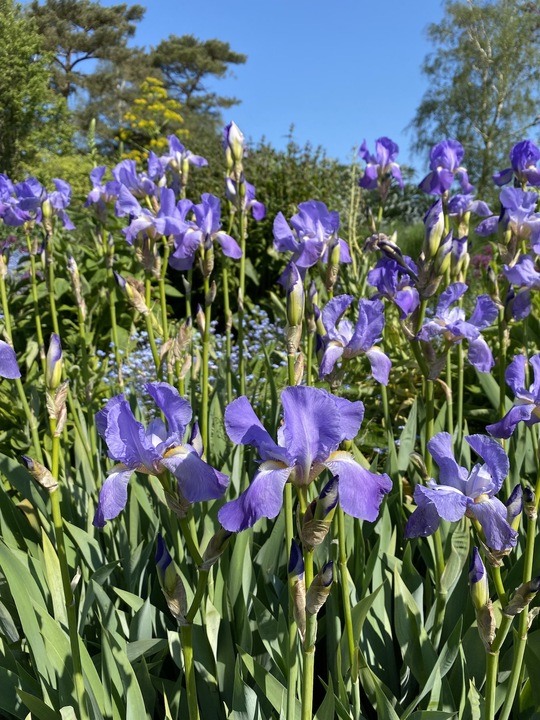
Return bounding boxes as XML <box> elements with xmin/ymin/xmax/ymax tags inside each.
<box><xmin>410</xmin><ymin>0</ymin><xmax>540</xmax><ymax>195</ymax></box>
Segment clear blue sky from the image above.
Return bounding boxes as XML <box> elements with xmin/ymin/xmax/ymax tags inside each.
<box><xmin>107</xmin><ymin>0</ymin><xmax>445</xmax><ymax>174</ymax></box>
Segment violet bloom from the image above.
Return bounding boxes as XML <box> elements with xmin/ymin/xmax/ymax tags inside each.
<box><xmin>85</xmin><ymin>166</ymin><xmax>121</xmax><ymax>222</ymax></box>
<box><xmin>94</xmin><ymin>382</ymin><xmax>228</xmax><ymax>527</ymax></box>
<box><xmin>0</xmin><ymin>174</ymin><xmax>30</xmax><ymax>227</ymax></box>
<box><xmin>14</xmin><ymin>177</ymin><xmax>75</xmax><ymax>230</ymax></box>
<box><xmin>501</xmin><ymin>255</ymin><xmax>540</xmax><ymax>319</ymax></box>
<box><xmin>119</xmin><ymin>187</ymin><xmax>188</xmax><ymax>245</ymax></box>
<box><xmin>475</xmin><ymin>188</ymin><xmax>540</xmax><ymax>248</ymax></box>
<box><xmin>113</xmin><ymin>159</ymin><xmax>157</xmax><ymax>199</ymax></box>
<box><xmin>367</xmin><ymin>256</ymin><xmax>419</xmax><ymax>318</ymax></box>
<box><xmin>487</xmin><ymin>354</ymin><xmax>540</xmax><ymax>439</ymax></box>
<box><xmin>169</xmin><ymin>193</ymin><xmax>241</xmax><ymax>271</ymax></box>
<box><xmin>417</xmin><ymin>283</ymin><xmax>498</xmax><ymax>372</ymax></box>
<box><xmin>493</xmin><ymin>140</ymin><xmax>540</xmax><ymax>187</ymax></box>
<box><xmin>405</xmin><ymin>432</ymin><xmax>516</xmax><ymax>551</ymax></box>
<box><xmin>162</xmin><ymin>135</ymin><xmax>207</xmax><ymax>193</ymax></box>
<box><xmin>358</xmin><ymin>137</ymin><xmax>403</xmax><ymax>191</ymax></box>
<box><xmin>448</xmin><ymin>194</ymin><xmax>492</xmax><ymax>225</ymax></box>
<box><xmin>419</xmin><ymin>140</ymin><xmax>474</xmax><ymax>196</ymax></box>
<box><xmin>218</xmin><ymin>386</ymin><xmax>391</xmax><ymax>532</ymax></box>
<box><xmin>0</xmin><ymin>341</ymin><xmax>20</xmax><ymax>379</ymax></box>
<box><xmin>318</xmin><ymin>296</ymin><xmax>391</xmax><ymax>384</ymax></box>
<box><xmin>273</xmin><ymin>201</ymin><xmax>351</xmax><ymax>275</ymax></box>
<box><xmin>225</xmin><ymin>178</ymin><xmax>266</xmax><ymax>220</ymax></box>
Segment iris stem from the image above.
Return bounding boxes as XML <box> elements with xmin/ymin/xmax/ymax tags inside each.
<box><xmin>102</xmin><ymin>231</ymin><xmax>123</xmax><ymax>389</ymax></box>
<box><xmin>337</xmin><ymin>506</ymin><xmax>358</xmax><ymax>681</ymax></box>
<box><xmin>201</xmin><ymin>272</ymin><xmax>212</xmax><ymax>463</ymax></box>
<box><xmin>0</xmin><ymin>270</ymin><xmax>44</xmax><ymax>463</ymax></box>
<box><xmin>144</xmin><ymin>275</ymin><xmax>161</xmax><ymax>374</ymax></box>
<box><xmin>485</xmin><ymin>614</ymin><xmax>514</xmax><ymax>720</ymax></box>
<box><xmin>446</xmin><ymin>349</ymin><xmax>454</xmax><ymax>439</ymax></box>
<box><xmin>498</xmin><ymin>469</ymin><xmax>539</xmax><ymax>720</ymax></box>
<box><xmin>238</xmin><ymin>209</ymin><xmax>247</xmax><ymax>396</ymax></box>
<box><xmin>222</xmin><ymin>263</ymin><xmax>233</xmax><ymax>404</ymax></box>
<box><xmin>285</xmin><ymin>353</ymin><xmax>298</xmax><ymax>720</ymax></box>
<box><xmin>180</xmin><ymin>624</ymin><xmax>200</xmax><ymax>720</ymax></box>
<box><xmin>49</xmin><ymin>417</ymin><xmax>88</xmax><ymax>719</ymax></box>
<box><xmin>26</xmin><ymin>234</ymin><xmax>47</xmax><ymax>376</ymax></box>
<box><xmin>159</xmin><ymin>239</ymin><xmax>174</xmax><ymax>386</ymax></box>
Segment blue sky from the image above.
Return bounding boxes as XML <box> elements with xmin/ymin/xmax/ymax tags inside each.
<box><xmin>106</xmin><ymin>0</ymin><xmax>445</xmax><ymax>173</ymax></box>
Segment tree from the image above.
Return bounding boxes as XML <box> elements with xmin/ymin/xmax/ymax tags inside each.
<box><xmin>410</xmin><ymin>0</ymin><xmax>540</xmax><ymax>195</ymax></box>
<box><xmin>118</xmin><ymin>76</ymin><xmax>187</xmax><ymax>162</ymax></box>
<box><xmin>0</xmin><ymin>0</ymin><xmax>70</xmax><ymax>176</ymax></box>
<box><xmin>27</xmin><ymin>0</ymin><xmax>145</xmax><ymax>99</ymax></box>
<box><xmin>150</xmin><ymin>35</ymin><xmax>247</xmax><ymax>133</ymax></box>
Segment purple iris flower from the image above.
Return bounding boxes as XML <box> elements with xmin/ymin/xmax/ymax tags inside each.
<box><xmin>475</xmin><ymin>188</ymin><xmax>540</xmax><ymax>248</ymax></box>
<box><xmin>14</xmin><ymin>178</ymin><xmax>75</xmax><ymax>230</ymax></box>
<box><xmin>113</xmin><ymin>159</ymin><xmax>157</xmax><ymax>199</ymax></box>
<box><xmin>448</xmin><ymin>194</ymin><xmax>492</xmax><ymax>223</ymax></box>
<box><xmin>318</xmin><ymin>296</ymin><xmax>391</xmax><ymax>384</ymax></box>
<box><xmin>119</xmin><ymin>187</ymin><xmax>188</xmax><ymax>245</ymax></box>
<box><xmin>367</xmin><ymin>256</ymin><xmax>419</xmax><ymax>318</ymax></box>
<box><xmin>85</xmin><ymin>166</ymin><xmax>121</xmax><ymax>222</ymax></box>
<box><xmin>161</xmin><ymin>135</ymin><xmax>208</xmax><ymax>193</ymax></box>
<box><xmin>405</xmin><ymin>432</ymin><xmax>516</xmax><ymax>551</ymax></box>
<box><xmin>487</xmin><ymin>354</ymin><xmax>540</xmax><ymax>439</ymax></box>
<box><xmin>273</xmin><ymin>201</ymin><xmax>351</xmax><ymax>276</ymax></box>
<box><xmin>501</xmin><ymin>255</ymin><xmax>540</xmax><ymax>319</ymax></box>
<box><xmin>417</xmin><ymin>283</ymin><xmax>498</xmax><ymax>372</ymax></box>
<box><xmin>493</xmin><ymin>140</ymin><xmax>540</xmax><ymax>187</ymax></box>
<box><xmin>419</xmin><ymin>140</ymin><xmax>474</xmax><ymax>196</ymax></box>
<box><xmin>0</xmin><ymin>341</ymin><xmax>20</xmax><ymax>379</ymax></box>
<box><xmin>0</xmin><ymin>174</ymin><xmax>30</xmax><ymax>227</ymax></box>
<box><xmin>169</xmin><ymin>193</ymin><xmax>241</xmax><ymax>271</ymax></box>
<box><xmin>225</xmin><ymin>178</ymin><xmax>266</xmax><ymax>220</ymax></box>
<box><xmin>93</xmin><ymin>382</ymin><xmax>229</xmax><ymax>527</ymax></box>
<box><xmin>358</xmin><ymin>137</ymin><xmax>403</xmax><ymax>191</ymax></box>
<box><xmin>218</xmin><ymin>386</ymin><xmax>392</xmax><ymax>532</ymax></box>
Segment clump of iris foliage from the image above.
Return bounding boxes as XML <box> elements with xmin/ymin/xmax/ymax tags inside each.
<box><xmin>0</xmin><ymin>126</ymin><xmax>540</xmax><ymax>720</ymax></box>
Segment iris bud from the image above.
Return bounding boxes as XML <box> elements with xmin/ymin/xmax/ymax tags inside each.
<box><xmin>434</xmin><ymin>230</ymin><xmax>453</xmax><ymax>276</ymax></box>
<box><xmin>523</xmin><ymin>487</ymin><xmax>537</xmax><ymax>520</ymax></box>
<box><xmin>504</xmin><ymin>577</ymin><xmax>540</xmax><ymax>617</ymax></box>
<box><xmin>288</xmin><ymin>540</ymin><xmax>306</xmax><ymax>639</ymax></box>
<box><xmin>155</xmin><ymin>535</ymin><xmax>187</xmax><ymax>625</ymax></box>
<box><xmin>223</xmin><ymin>122</ymin><xmax>245</xmax><ymax>167</ymax></box>
<box><xmin>201</xmin><ymin>528</ymin><xmax>232</xmax><ymax>571</ymax></box>
<box><xmin>286</xmin><ymin>263</ymin><xmax>304</xmax><ymax>354</ymax></box>
<box><xmin>114</xmin><ymin>272</ymin><xmax>150</xmax><ymax>316</ymax></box>
<box><xmin>469</xmin><ymin>547</ymin><xmax>495</xmax><ymax>650</ymax></box>
<box><xmin>46</xmin><ymin>333</ymin><xmax>63</xmax><ymax>390</ymax></box>
<box><xmin>21</xmin><ymin>455</ymin><xmax>58</xmax><ymax>492</ymax></box>
<box><xmin>469</xmin><ymin>547</ymin><xmax>489</xmax><ymax>611</ymax></box>
<box><xmin>301</xmin><ymin>476</ymin><xmax>339</xmax><ymax>550</ymax></box>
<box><xmin>423</xmin><ymin>199</ymin><xmax>445</xmax><ymax>260</ymax></box>
<box><xmin>306</xmin><ymin>561</ymin><xmax>333</xmax><ymax>616</ymax></box>
<box><xmin>506</xmin><ymin>484</ymin><xmax>523</xmax><ymax>531</ymax></box>
<box><xmin>451</xmin><ymin>235</ymin><xmax>469</xmax><ymax>280</ymax></box>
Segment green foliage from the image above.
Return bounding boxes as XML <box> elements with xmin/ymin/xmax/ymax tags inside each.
<box><xmin>0</xmin><ymin>0</ymin><xmax>68</xmax><ymax>175</ymax></box>
<box><xmin>27</xmin><ymin>0</ymin><xmax>145</xmax><ymax>99</ymax></box>
<box><xmin>411</xmin><ymin>0</ymin><xmax>540</xmax><ymax>195</ymax></box>
<box><xmin>151</xmin><ymin>34</ymin><xmax>247</xmax><ymax>133</ymax></box>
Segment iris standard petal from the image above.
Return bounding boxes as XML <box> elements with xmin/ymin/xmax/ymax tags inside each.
<box><xmin>349</xmin><ymin>298</ymin><xmax>385</xmax><ymax>352</ymax></box>
<box><xmin>273</xmin><ymin>212</ymin><xmax>297</xmax><ymax>253</ymax></box>
<box><xmin>365</xmin><ymin>348</ymin><xmax>391</xmax><ymax>385</ymax></box>
<box><xmin>96</xmin><ymin>395</ymin><xmax>159</xmax><ymax>470</ymax></box>
<box><xmin>528</xmin><ymin>354</ymin><xmax>540</xmax><ymax>399</ymax></box>
<box><xmin>145</xmin><ymin>382</ymin><xmax>192</xmax><ymax>439</ymax></box>
<box><xmin>321</xmin><ymin>295</ymin><xmax>354</xmax><ymax>335</ymax></box>
<box><xmin>218</xmin><ymin>461</ymin><xmax>292</xmax><ymax>531</ymax></box>
<box><xmin>224</xmin><ymin>395</ymin><xmax>286</xmax><ymax>462</ymax></box>
<box><xmin>281</xmin><ymin>386</ymin><xmax>344</xmax><ymax>479</ymax></box>
<box><xmin>468</xmin><ymin>295</ymin><xmax>498</xmax><ymax>329</ymax></box>
<box><xmin>427</xmin><ymin>432</ymin><xmax>468</xmax><ymax>491</ymax></box>
<box><xmin>467</xmin><ymin>336</ymin><xmax>495</xmax><ymax>372</ymax></box>
<box><xmin>329</xmin><ymin>396</ymin><xmax>364</xmax><ymax>439</ymax></box>
<box><xmin>504</xmin><ymin>354</ymin><xmax>527</xmax><ymax>398</ymax></box>
<box><xmin>325</xmin><ymin>450</ymin><xmax>391</xmax><ymax>521</ymax></box>
<box><xmin>436</xmin><ymin>282</ymin><xmax>468</xmax><ymax>315</ymax></box>
<box><xmin>93</xmin><ymin>467</ymin><xmax>133</xmax><ymax>527</ymax></box>
<box><xmin>465</xmin><ymin>434</ymin><xmax>509</xmax><ymax>493</ymax></box>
